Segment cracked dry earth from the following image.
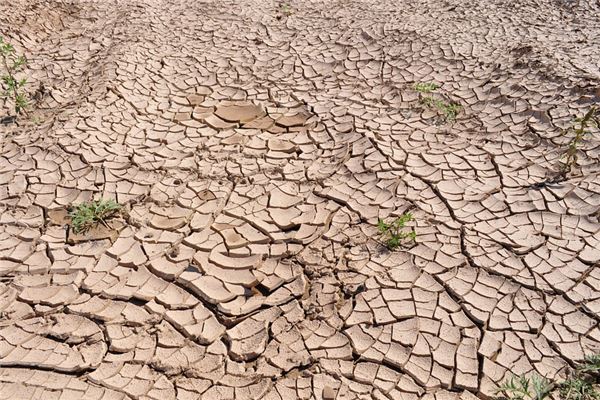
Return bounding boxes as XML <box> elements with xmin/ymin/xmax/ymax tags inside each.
<box><xmin>1</xmin><ymin>0</ymin><xmax>600</xmax><ymax>399</ymax></box>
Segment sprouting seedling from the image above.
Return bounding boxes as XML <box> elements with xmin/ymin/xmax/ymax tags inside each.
<box><xmin>0</xmin><ymin>36</ymin><xmax>28</xmax><ymax>116</ymax></box>
<box><xmin>377</xmin><ymin>212</ymin><xmax>416</xmax><ymax>250</ymax></box>
<box><xmin>560</xmin><ymin>106</ymin><xmax>598</xmax><ymax>176</ymax></box>
<box><xmin>414</xmin><ymin>82</ymin><xmax>440</xmax><ymax>93</ymax></box>
<box><xmin>68</xmin><ymin>199</ymin><xmax>122</xmax><ymax>233</ymax></box>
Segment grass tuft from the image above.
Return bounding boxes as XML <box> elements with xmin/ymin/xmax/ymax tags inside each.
<box><xmin>69</xmin><ymin>199</ymin><xmax>122</xmax><ymax>233</ymax></box>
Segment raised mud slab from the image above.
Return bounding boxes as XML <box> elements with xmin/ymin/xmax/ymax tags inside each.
<box><xmin>1</xmin><ymin>0</ymin><xmax>600</xmax><ymax>399</ymax></box>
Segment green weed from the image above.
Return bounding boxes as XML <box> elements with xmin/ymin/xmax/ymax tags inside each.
<box><xmin>68</xmin><ymin>199</ymin><xmax>122</xmax><ymax>233</ymax></box>
<box><xmin>560</xmin><ymin>377</ymin><xmax>600</xmax><ymax>400</ymax></box>
<box><xmin>561</xmin><ymin>354</ymin><xmax>600</xmax><ymax>400</ymax></box>
<box><xmin>279</xmin><ymin>3</ymin><xmax>292</xmax><ymax>16</ymax></box>
<box><xmin>496</xmin><ymin>355</ymin><xmax>600</xmax><ymax>400</ymax></box>
<box><xmin>420</xmin><ymin>96</ymin><xmax>461</xmax><ymax>121</ymax></box>
<box><xmin>560</xmin><ymin>106</ymin><xmax>598</xmax><ymax>175</ymax></box>
<box><xmin>580</xmin><ymin>354</ymin><xmax>600</xmax><ymax>375</ymax></box>
<box><xmin>377</xmin><ymin>213</ymin><xmax>416</xmax><ymax>250</ymax></box>
<box><xmin>496</xmin><ymin>373</ymin><xmax>553</xmax><ymax>400</ymax></box>
<box><xmin>414</xmin><ymin>82</ymin><xmax>439</xmax><ymax>93</ymax></box>
<box><xmin>0</xmin><ymin>36</ymin><xmax>28</xmax><ymax>116</ymax></box>
<box><xmin>414</xmin><ymin>82</ymin><xmax>461</xmax><ymax>121</ymax></box>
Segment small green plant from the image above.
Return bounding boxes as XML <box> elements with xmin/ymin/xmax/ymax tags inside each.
<box><xmin>279</xmin><ymin>2</ymin><xmax>292</xmax><ymax>16</ymax></box>
<box><xmin>69</xmin><ymin>199</ymin><xmax>122</xmax><ymax>233</ymax></box>
<box><xmin>496</xmin><ymin>355</ymin><xmax>600</xmax><ymax>400</ymax></box>
<box><xmin>420</xmin><ymin>96</ymin><xmax>461</xmax><ymax>121</ymax></box>
<box><xmin>377</xmin><ymin>213</ymin><xmax>416</xmax><ymax>250</ymax></box>
<box><xmin>413</xmin><ymin>82</ymin><xmax>461</xmax><ymax>121</ymax></box>
<box><xmin>414</xmin><ymin>82</ymin><xmax>439</xmax><ymax>93</ymax></box>
<box><xmin>561</xmin><ymin>355</ymin><xmax>600</xmax><ymax>400</ymax></box>
<box><xmin>560</xmin><ymin>377</ymin><xmax>600</xmax><ymax>400</ymax></box>
<box><xmin>0</xmin><ymin>36</ymin><xmax>28</xmax><ymax>116</ymax></box>
<box><xmin>580</xmin><ymin>355</ymin><xmax>600</xmax><ymax>375</ymax></box>
<box><xmin>496</xmin><ymin>373</ymin><xmax>553</xmax><ymax>400</ymax></box>
<box><xmin>560</xmin><ymin>106</ymin><xmax>598</xmax><ymax>175</ymax></box>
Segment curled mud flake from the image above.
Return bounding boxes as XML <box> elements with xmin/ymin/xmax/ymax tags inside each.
<box><xmin>214</xmin><ymin>102</ymin><xmax>265</xmax><ymax>123</ymax></box>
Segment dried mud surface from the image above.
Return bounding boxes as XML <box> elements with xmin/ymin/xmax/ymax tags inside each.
<box><xmin>1</xmin><ymin>0</ymin><xmax>600</xmax><ymax>399</ymax></box>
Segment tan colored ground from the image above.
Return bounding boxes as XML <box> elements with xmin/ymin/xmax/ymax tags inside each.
<box><xmin>1</xmin><ymin>0</ymin><xmax>600</xmax><ymax>398</ymax></box>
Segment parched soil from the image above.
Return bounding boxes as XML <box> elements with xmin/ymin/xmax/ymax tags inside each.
<box><xmin>1</xmin><ymin>0</ymin><xmax>600</xmax><ymax>399</ymax></box>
